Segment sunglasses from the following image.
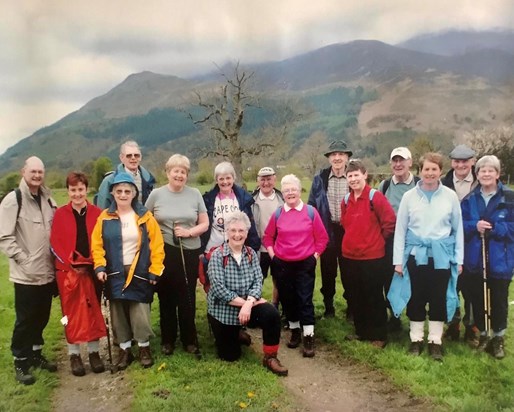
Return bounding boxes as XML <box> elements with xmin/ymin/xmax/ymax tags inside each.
<box><xmin>125</xmin><ymin>153</ymin><xmax>141</xmax><ymax>159</ymax></box>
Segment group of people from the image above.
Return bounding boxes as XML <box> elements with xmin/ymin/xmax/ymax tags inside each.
<box><xmin>0</xmin><ymin>138</ymin><xmax>513</xmax><ymax>386</ymax></box>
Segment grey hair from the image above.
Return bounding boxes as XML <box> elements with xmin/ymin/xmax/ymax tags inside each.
<box><xmin>120</xmin><ymin>140</ymin><xmax>141</xmax><ymax>154</ymax></box>
<box><xmin>214</xmin><ymin>161</ymin><xmax>236</xmax><ymax>180</ymax></box>
<box><xmin>281</xmin><ymin>174</ymin><xmax>302</xmax><ymax>191</ymax></box>
<box><xmin>165</xmin><ymin>154</ymin><xmax>190</xmax><ymax>173</ymax></box>
<box><xmin>225</xmin><ymin>211</ymin><xmax>251</xmax><ymax>231</ymax></box>
<box><xmin>476</xmin><ymin>155</ymin><xmax>501</xmax><ymax>174</ymax></box>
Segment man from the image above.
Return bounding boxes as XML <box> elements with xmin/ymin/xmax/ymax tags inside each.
<box><xmin>441</xmin><ymin>144</ymin><xmax>479</xmax><ymax>343</ymax></box>
<box><xmin>251</xmin><ymin>167</ymin><xmax>284</xmax><ymax>307</ymax></box>
<box><xmin>378</xmin><ymin>147</ymin><xmax>420</xmax><ymax>331</ymax></box>
<box><xmin>308</xmin><ymin>140</ymin><xmax>352</xmax><ymax>318</ymax></box>
<box><xmin>95</xmin><ymin>140</ymin><xmax>156</xmax><ymax>209</ymax></box>
<box><xmin>0</xmin><ymin>156</ymin><xmax>58</xmax><ymax>385</ymax></box>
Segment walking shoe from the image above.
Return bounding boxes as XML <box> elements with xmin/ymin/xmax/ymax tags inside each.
<box><xmin>344</xmin><ymin>334</ymin><xmax>362</xmax><ymax>342</ymax></box>
<box><xmin>116</xmin><ymin>348</ymin><xmax>134</xmax><ymax>370</ymax></box>
<box><xmin>287</xmin><ymin>328</ymin><xmax>302</xmax><ymax>349</ymax></box>
<box><xmin>238</xmin><ymin>329</ymin><xmax>252</xmax><ymax>346</ymax></box>
<box><xmin>477</xmin><ymin>335</ymin><xmax>490</xmax><ymax>352</ymax></box>
<box><xmin>408</xmin><ymin>341</ymin><xmax>423</xmax><ymax>356</ymax></box>
<box><xmin>387</xmin><ymin>316</ymin><xmax>402</xmax><ymax>333</ymax></box>
<box><xmin>31</xmin><ymin>350</ymin><xmax>57</xmax><ymax>372</ymax></box>
<box><xmin>88</xmin><ymin>352</ymin><xmax>105</xmax><ymax>373</ymax></box>
<box><xmin>14</xmin><ymin>359</ymin><xmax>35</xmax><ymax>385</ymax></box>
<box><xmin>464</xmin><ymin>326</ymin><xmax>479</xmax><ymax>348</ymax></box>
<box><xmin>161</xmin><ymin>343</ymin><xmax>175</xmax><ymax>356</ymax></box>
<box><xmin>428</xmin><ymin>343</ymin><xmax>443</xmax><ymax>361</ymax></box>
<box><xmin>486</xmin><ymin>336</ymin><xmax>505</xmax><ymax>360</ymax></box>
<box><xmin>443</xmin><ymin>323</ymin><xmax>460</xmax><ymax>341</ymax></box>
<box><xmin>371</xmin><ymin>340</ymin><xmax>387</xmax><ymax>349</ymax></box>
<box><xmin>263</xmin><ymin>354</ymin><xmax>288</xmax><ymax>376</ymax></box>
<box><xmin>139</xmin><ymin>346</ymin><xmax>154</xmax><ymax>368</ymax></box>
<box><xmin>302</xmin><ymin>335</ymin><xmax>315</xmax><ymax>358</ymax></box>
<box><xmin>70</xmin><ymin>354</ymin><xmax>86</xmax><ymax>377</ymax></box>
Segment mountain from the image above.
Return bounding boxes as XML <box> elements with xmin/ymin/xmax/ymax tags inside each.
<box><xmin>1</xmin><ymin>33</ymin><xmax>513</xmax><ymax>175</ymax></box>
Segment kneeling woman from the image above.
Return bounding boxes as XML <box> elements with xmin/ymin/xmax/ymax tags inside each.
<box><xmin>207</xmin><ymin>212</ymin><xmax>288</xmax><ymax>376</ymax></box>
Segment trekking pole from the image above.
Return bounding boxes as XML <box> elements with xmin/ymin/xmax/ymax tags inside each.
<box><xmin>175</xmin><ymin>222</ymin><xmax>202</xmax><ymax>359</ymax></box>
<box><xmin>102</xmin><ymin>286</ymin><xmax>118</xmax><ymax>373</ymax></box>
<box><xmin>481</xmin><ymin>231</ymin><xmax>491</xmax><ymax>337</ymax></box>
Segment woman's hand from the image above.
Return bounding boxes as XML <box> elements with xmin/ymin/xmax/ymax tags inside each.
<box><xmin>97</xmin><ymin>271</ymin><xmax>107</xmax><ymax>283</ymax></box>
<box><xmin>394</xmin><ymin>265</ymin><xmax>403</xmax><ymax>276</ymax></box>
<box><xmin>476</xmin><ymin>220</ymin><xmax>492</xmax><ymax>234</ymax></box>
<box><xmin>253</xmin><ymin>298</ymin><xmax>267</xmax><ymax>306</ymax></box>
<box><xmin>238</xmin><ymin>300</ymin><xmax>253</xmax><ymax>325</ymax></box>
<box><xmin>314</xmin><ymin>252</ymin><xmax>320</xmax><ymax>260</ymax></box>
<box><xmin>174</xmin><ymin>224</ymin><xmax>192</xmax><ymax>238</ymax></box>
<box><xmin>457</xmin><ymin>265</ymin><xmax>463</xmax><ymax>275</ymax></box>
<box><xmin>267</xmin><ymin>247</ymin><xmax>275</xmax><ymax>259</ymax></box>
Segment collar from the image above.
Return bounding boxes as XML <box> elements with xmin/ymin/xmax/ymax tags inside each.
<box><xmin>217</xmin><ymin>191</ymin><xmax>235</xmax><ymax>200</ymax></box>
<box><xmin>453</xmin><ymin>170</ymin><xmax>473</xmax><ymax>183</ymax></box>
<box><xmin>258</xmin><ymin>190</ymin><xmax>276</xmax><ymax>200</ymax></box>
<box><xmin>124</xmin><ymin>166</ymin><xmax>139</xmax><ymax>177</ymax></box>
<box><xmin>391</xmin><ymin>172</ymin><xmax>414</xmax><ymax>185</ymax></box>
<box><xmin>283</xmin><ymin>200</ymin><xmax>304</xmax><ymax>212</ymax></box>
<box><xmin>329</xmin><ymin>169</ymin><xmax>346</xmax><ymax>179</ymax></box>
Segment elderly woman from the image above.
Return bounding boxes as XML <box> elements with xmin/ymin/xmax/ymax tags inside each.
<box><xmin>50</xmin><ymin>172</ymin><xmax>106</xmax><ymax>376</ymax></box>
<box><xmin>92</xmin><ymin>172</ymin><xmax>164</xmax><ymax>369</ymax></box>
<box><xmin>461</xmin><ymin>155</ymin><xmax>514</xmax><ymax>359</ymax></box>
<box><xmin>207</xmin><ymin>211</ymin><xmax>288</xmax><ymax>376</ymax></box>
<box><xmin>389</xmin><ymin>152</ymin><xmax>463</xmax><ymax>361</ymax></box>
<box><xmin>201</xmin><ymin>161</ymin><xmax>260</xmax><ymax>253</ymax></box>
<box><xmin>340</xmin><ymin>160</ymin><xmax>396</xmax><ymax>348</ymax></box>
<box><xmin>145</xmin><ymin>154</ymin><xmax>208</xmax><ymax>357</ymax></box>
<box><xmin>263</xmin><ymin>174</ymin><xmax>328</xmax><ymax>357</ymax></box>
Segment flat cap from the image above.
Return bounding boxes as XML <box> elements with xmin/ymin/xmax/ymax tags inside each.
<box><xmin>449</xmin><ymin>144</ymin><xmax>476</xmax><ymax>160</ymax></box>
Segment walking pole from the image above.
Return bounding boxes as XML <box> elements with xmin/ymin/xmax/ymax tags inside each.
<box><xmin>102</xmin><ymin>286</ymin><xmax>118</xmax><ymax>373</ymax></box>
<box><xmin>481</xmin><ymin>231</ymin><xmax>491</xmax><ymax>337</ymax></box>
<box><xmin>175</xmin><ymin>222</ymin><xmax>202</xmax><ymax>359</ymax></box>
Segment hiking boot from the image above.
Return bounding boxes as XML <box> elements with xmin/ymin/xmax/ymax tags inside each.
<box><xmin>443</xmin><ymin>323</ymin><xmax>460</xmax><ymax>341</ymax></box>
<box><xmin>287</xmin><ymin>328</ymin><xmax>302</xmax><ymax>349</ymax></box>
<box><xmin>428</xmin><ymin>343</ymin><xmax>443</xmax><ymax>361</ymax></box>
<box><xmin>14</xmin><ymin>359</ymin><xmax>35</xmax><ymax>385</ymax></box>
<box><xmin>371</xmin><ymin>340</ymin><xmax>387</xmax><ymax>349</ymax></box>
<box><xmin>477</xmin><ymin>335</ymin><xmax>490</xmax><ymax>352</ymax></box>
<box><xmin>324</xmin><ymin>300</ymin><xmax>335</xmax><ymax>318</ymax></box>
<box><xmin>464</xmin><ymin>326</ymin><xmax>479</xmax><ymax>348</ymax></box>
<box><xmin>302</xmin><ymin>335</ymin><xmax>315</xmax><ymax>358</ymax></box>
<box><xmin>116</xmin><ymin>348</ymin><xmax>134</xmax><ymax>370</ymax></box>
<box><xmin>238</xmin><ymin>329</ymin><xmax>252</xmax><ymax>346</ymax></box>
<box><xmin>263</xmin><ymin>354</ymin><xmax>288</xmax><ymax>376</ymax></box>
<box><xmin>387</xmin><ymin>316</ymin><xmax>402</xmax><ymax>333</ymax></box>
<box><xmin>161</xmin><ymin>343</ymin><xmax>174</xmax><ymax>356</ymax></box>
<box><xmin>486</xmin><ymin>336</ymin><xmax>505</xmax><ymax>360</ymax></box>
<box><xmin>344</xmin><ymin>334</ymin><xmax>362</xmax><ymax>342</ymax></box>
<box><xmin>139</xmin><ymin>346</ymin><xmax>154</xmax><ymax>368</ymax></box>
<box><xmin>88</xmin><ymin>352</ymin><xmax>105</xmax><ymax>373</ymax></box>
<box><xmin>408</xmin><ymin>341</ymin><xmax>423</xmax><ymax>356</ymax></box>
<box><xmin>70</xmin><ymin>354</ymin><xmax>86</xmax><ymax>377</ymax></box>
<box><xmin>31</xmin><ymin>350</ymin><xmax>57</xmax><ymax>372</ymax></box>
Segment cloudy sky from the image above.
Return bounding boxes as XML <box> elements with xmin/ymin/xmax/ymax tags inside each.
<box><xmin>0</xmin><ymin>0</ymin><xmax>512</xmax><ymax>155</ymax></box>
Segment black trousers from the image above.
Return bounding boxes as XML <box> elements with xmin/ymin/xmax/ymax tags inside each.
<box><xmin>272</xmin><ymin>255</ymin><xmax>316</xmax><ymax>326</ymax></box>
<box><xmin>343</xmin><ymin>257</ymin><xmax>388</xmax><ymax>341</ymax></box>
<box><xmin>259</xmin><ymin>252</ymin><xmax>272</xmax><ymax>279</ymax></box>
<box><xmin>11</xmin><ymin>282</ymin><xmax>54</xmax><ymax>359</ymax></box>
<box><xmin>156</xmin><ymin>243</ymin><xmax>200</xmax><ymax>347</ymax></box>
<box><xmin>320</xmin><ymin>223</ymin><xmax>348</xmax><ymax>307</ymax></box>
<box><xmin>461</xmin><ymin>274</ymin><xmax>511</xmax><ymax>333</ymax></box>
<box><xmin>406</xmin><ymin>257</ymin><xmax>450</xmax><ymax>322</ymax></box>
<box><xmin>208</xmin><ymin>303</ymin><xmax>281</xmax><ymax>361</ymax></box>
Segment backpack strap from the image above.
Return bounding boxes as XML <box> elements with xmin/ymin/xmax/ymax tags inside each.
<box><xmin>369</xmin><ymin>188</ymin><xmax>376</xmax><ymax>211</ymax></box>
<box><xmin>15</xmin><ymin>188</ymin><xmax>22</xmax><ymax>221</ymax></box>
<box><xmin>380</xmin><ymin>178</ymin><xmax>392</xmax><ymax>195</ymax></box>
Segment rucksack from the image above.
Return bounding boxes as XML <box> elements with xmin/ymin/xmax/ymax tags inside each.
<box><xmin>379</xmin><ymin>176</ymin><xmax>420</xmax><ymax>195</ymax></box>
<box><xmin>344</xmin><ymin>188</ymin><xmax>377</xmax><ymax>210</ymax></box>
<box><xmin>198</xmin><ymin>243</ymin><xmax>253</xmax><ymax>293</ymax></box>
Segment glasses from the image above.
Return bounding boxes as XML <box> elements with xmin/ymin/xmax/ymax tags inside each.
<box><xmin>114</xmin><ymin>189</ymin><xmax>133</xmax><ymax>195</ymax></box>
<box><xmin>125</xmin><ymin>153</ymin><xmax>141</xmax><ymax>159</ymax></box>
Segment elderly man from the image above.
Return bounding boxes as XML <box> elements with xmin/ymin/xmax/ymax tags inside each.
<box><xmin>95</xmin><ymin>140</ymin><xmax>156</xmax><ymax>209</ymax></box>
<box><xmin>442</xmin><ymin>144</ymin><xmax>479</xmax><ymax>343</ymax></box>
<box><xmin>0</xmin><ymin>156</ymin><xmax>58</xmax><ymax>385</ymax></box>
<box><xmin>308</xmin><ymin>140</ymin><xmax>352</xmax><ymax>318</ymax></box>
<box><xmin>252</xmin><ymin>167</ymin><xmax>284</xmax><ymax>307</ymax></box>
<box><xmin>378</xmin><ymin>147</ymin><xmax>420</xmax><ymax>331</ymax></box>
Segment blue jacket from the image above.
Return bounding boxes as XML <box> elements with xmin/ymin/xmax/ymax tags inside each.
<box><xmin>92</xmin><ymin>200</ymin><xmax>164</xmax><ymax>303</ymax></box>
<box><xmin>96</xmin><ymin>163</ymin><xmax>156</xmax><ymax>210</ymax></box>
<box><xmin>387</xmin><ymin>230</ymin><xmax>460</xmax><ymax>322</ymax></box>
<box><xmin>308</xmin><ymin>167</ymin><xmax>338</xmax><ymax>247</ymax></box>
<box><xmin>461</xmin><ymin>183</ymin><xmax>514</xmax><ymax>280</ymax></box>
<box><xmin>201</xmin><ymin>184</ymin><xmax>261</xmax><ymax>252</ymax></box>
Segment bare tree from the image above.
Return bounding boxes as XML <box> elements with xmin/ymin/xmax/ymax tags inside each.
<box><xmin>296</xmin><ymin>131</ymin><xmax>329</xmax><ymax>176</ymax></box>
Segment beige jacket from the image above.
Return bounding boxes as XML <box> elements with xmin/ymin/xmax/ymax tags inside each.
<box><xmin>0</xmin><ymin>179</ymin><xmax>56</xmax><ymax>285</ymax></box>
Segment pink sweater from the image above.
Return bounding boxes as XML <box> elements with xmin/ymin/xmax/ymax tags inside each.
<box><xmin>263</xmin><ymin>204</ymin><xmax>328</xmax><ymax>262</ymax></box>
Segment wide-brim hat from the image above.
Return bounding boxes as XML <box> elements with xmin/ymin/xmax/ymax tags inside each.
<box><xmin>324</xmin><ymin>140</ymin><xmax>353</xmax><ymax>157</ymax></box>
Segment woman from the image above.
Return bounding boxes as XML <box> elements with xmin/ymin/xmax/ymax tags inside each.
<box><xmin>92</xmin><ymin>172</ymin><xmax>164</xmax><ymax>369</ymax></box>
<box><xmin>389</xmin><ymin>152</ymin><xmax>463</xmax><ymax>361</ymax></box>
<box><xmin>340</xmin><ymin>160</ymin><xmax>396</xmax><ymax>348</ymax></box>
<box><xmin>263</xmin><ymin>174</ymin><xmax>328</xmax><ymax>357</ymax></box>
<box><xmin>207</xmin><ymin>212</ymin><xmax>288</xmax><ymax>376</ymax></box>
<box><xmin>201</xmin><ymin>161</ymin><xmax>260</xmax><ymax>253</ymax></box>
<box><xmin>146</xmin><ymin>154</ymin><xmax>208</xmax><ymax>357</ymax></box>
<box><xmin>50</xmin><ymin>172</ymin><xmax>106</xmax><ymax>376</ymax></box>
<box><xmin>461</xmin><ymin>155</ymin><xmax>514</xmax><ymax>359</ymax></box>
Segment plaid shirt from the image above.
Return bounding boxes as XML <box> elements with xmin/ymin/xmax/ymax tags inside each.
<box><xmin>327</xmin><ymin>171</ymin><xmax>348</xmax><ymax>223</ymax></box>
<box><xmin>207</xmin><ymin>243</ymin><xmax>262</xmax><ymax>325</ymax></box>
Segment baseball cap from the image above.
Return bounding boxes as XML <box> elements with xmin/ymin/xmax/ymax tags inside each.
<box><xmin>257</xmin><ymin>167</ymin><xmax>276</xmax><ymax>177</ymax></box>
<box><xmin>390</xmin><ymin>147</ymin><xmax>412</xmax><ymax>160</ymax></box>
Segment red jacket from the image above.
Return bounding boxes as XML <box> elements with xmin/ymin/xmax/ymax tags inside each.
<box><xmin>340</xmin><ymin>185</ymin><xmax>396</xmax><ymax>260</ymax></box>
